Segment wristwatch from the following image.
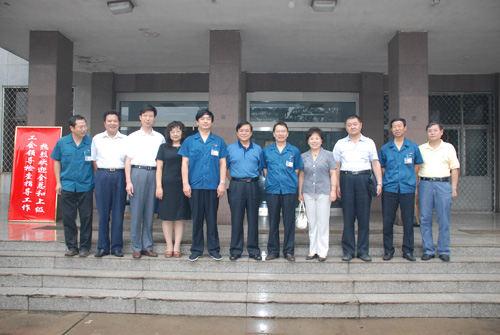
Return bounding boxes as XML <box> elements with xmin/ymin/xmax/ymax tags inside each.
<box><xmin>220</xmin><ymin>180</ymin><xmax>226</xmax><ymax>184</ymax></box>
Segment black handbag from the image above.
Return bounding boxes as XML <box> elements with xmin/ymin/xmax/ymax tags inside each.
<box><xmin>368</xmin><ymin>173</ymin><xmax>379</xmax><ymax>197</ymax></box>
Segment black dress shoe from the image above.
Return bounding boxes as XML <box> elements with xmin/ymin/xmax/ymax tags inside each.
<box><xmin>265</xmin><ymin>254</ymin><xmax>278</xmax><ymax>261</ymax></box>
<box><xmin>64</xmin><ymin>249</ymin><xmax>79</xmax><ymax>257</ymax></box>
<box><xmin>94</xmin><ymin>249</ymin><xmax>110</xmax><ymax>258</ymax></box>
<box><xmin>357</xmin><ymin>254</ymin><xmax>372</xmax><ymax>262</ymax></box>
<box><xmin>249</xmin><ymin>254</ymin><xmax>262</xmax><ymax>261</ymax></box>
<box><xmin>284</xmin><ymin>253</ymin><xmax>295</xmax><ymax>262</ymax></box>
<box><xmin>306</xmin><ymin>254</ymin><xmax>318</xmax><ymax>260</ymax></box>
<box><xmin>342</xmin><ymin>254</ymin><xmax>354</xmax><ymax>261</ymax></box>
<box><xmin>112</xmin><ymin>250</ymin><xmax>124</xmax><ymax>257</ymax></box>
<box><xmin>402</xmin><ymin>253</ymin><xmax>416</xmax><ymax>261</ymax></box>
<box><xmin>382</xmin><ymin>253</ymin><xmax>394</xmax><ymax>261</ymax></box>
<box><xmin>421</xmin><ymin>254</ymin><xmax>435</xmax><ymax>261</ymax></box>
<box><xmin>229</xmin><ymin>254</ymin><xmax>241</xmax><ymax>261</ymax></box>
<box><xmin>318</xmin><ymin>257</ymin><xmax>327</xmax><ymax>262</ymax></box>
<box><xmin>439</xmin><ymin>254</ymin><xmax>450</xmax><ymax>262</ymax></box>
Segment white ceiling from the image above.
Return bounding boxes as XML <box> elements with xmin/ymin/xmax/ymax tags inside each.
<box><xmin>0</xmin><ymin>0</ymin><xmax>499</xmax><ymax>75</ymax></box>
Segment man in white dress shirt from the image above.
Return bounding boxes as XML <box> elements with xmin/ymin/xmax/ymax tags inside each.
<box><xmin>125</xmin><ymin>104</ymin><xmax>166</xmax><ymax>259</ymax></box>
<box><xmin>333</xmin><ymin>115</ymin><xmax>382</xmax><ymax>262</ymax></box>
<box><xmin>91</xmin><ymin>110</ymin><xmax>127</xmax><ymax>257</ymax></box>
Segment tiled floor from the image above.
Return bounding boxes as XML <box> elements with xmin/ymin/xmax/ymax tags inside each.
<box><xmin>1</xmin><ymin>192</ymin><xmax>500</xmax><ymax>248</ymax></box>
<box><xmin>1</xmin><ymin>311</ymin><xmax>499</xmax><ymax>335</ymax></box>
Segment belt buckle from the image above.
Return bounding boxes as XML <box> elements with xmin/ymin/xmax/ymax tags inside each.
<box><xmin>352</xmin><ymin>171</ymin><xmax>359</xmax><ymax>175</ymax></box>
<box><xmin>110</xmin><ymin>168</ymin><xmax>115</xmax><ymax>172</ymax></box>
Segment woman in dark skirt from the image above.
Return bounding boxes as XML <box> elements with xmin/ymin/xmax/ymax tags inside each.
<box><xmin>155</xmin><ymin>121</ymin><xmax>191</xmax><ymax>258</ymax></box>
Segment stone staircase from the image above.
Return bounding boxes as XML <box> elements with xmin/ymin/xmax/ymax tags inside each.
<box><xmin>0</xmin><ymin>241</ymin><xmax>499</xmax><ymax>318</ymax></box>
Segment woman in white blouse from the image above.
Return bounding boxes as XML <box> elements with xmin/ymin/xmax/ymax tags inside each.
<box><xmin>298</xmin><ymin>127</ymin><xmax>337</xmax><ymax>262</ymax></box>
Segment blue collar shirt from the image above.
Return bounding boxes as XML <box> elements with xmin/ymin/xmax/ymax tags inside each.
<box><xmin>379</xmin><ymin>137</ymin><xmax>424</xmax><ymax>194</ymax></box>
<box><xmin>261</xmin><ymin>142</ymin><xmax>303</xmax><ymax>194</ymax></box>
<box><xmin>50</xmin><ymin>134</ymin><xmax>95</xmax><ymax>192</ymax></box>
<box><xmin>227</xmin><ymin>140</ymin><xmax>262</xmax><ymax>179</ymax></box>
<box><xmin>178</xmin><ymin>132</ymin><xmax>228</xmax><ymax>190</ymax></box>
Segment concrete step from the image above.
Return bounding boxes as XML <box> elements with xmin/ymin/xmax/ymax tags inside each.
<box><xmin>1</xmin><ymin>251</ymin><xmax>500</xmax><ymax>274</ymax></box>
<box><xmin>1</xmin><ymin>286</ymin><xmax>499</xmax><ymax>318</ymax></box>
<box><xmin>2</xmin><ymin>240</ymin><xmax>500</xmax><ymax>257</ymax></box>
<box><xmin>1</xmin><ymin>268</ymin><xmax>499</xmax><ymax>295</ymax></box>
<box><xmin>1</xmin><ymin>241</ymin><xmax>499</xmax><ymax>318</ymax></box>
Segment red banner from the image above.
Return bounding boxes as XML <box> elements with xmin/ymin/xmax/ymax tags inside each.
<box><xmin>8</xmin><ymin>126</ymin><xmax>62</xmax><ymax>222</ymax></box>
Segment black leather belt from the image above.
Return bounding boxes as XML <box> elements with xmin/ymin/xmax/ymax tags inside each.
<box><xmin>131</xmin><ymin>165</ymin><xmax>156</xmax><ymax>170</ymax></box>
<box><xmin>97</xmin><ymin>168</ymin><xmax>124</xmax><ymax>172</ymax></box>
<box><xmin>421</xmin><ymin>177</ymin><xmax>450</xmax><ymax>182</ymax></box>
<box><xmin>232</xmin><ymin>177</ymin><xmax>260</xmax><ymax>183</ymax></box>
<box><xmin>342</xmin><ymin>170</ymin><xmax>371</xmax><ymax>175</ymax></box>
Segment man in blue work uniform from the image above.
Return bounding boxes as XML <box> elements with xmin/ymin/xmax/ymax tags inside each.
<box><xmin>51</xmin><ymin>115</ymin><xmax>94</xmax><ymax>257</ymax></box>
<box><xmin>226</xmin><ymin>121</ymin><xmax>262</xmax><ymax>261</ymax></box>
<box><xmin>379</xmin><ymin>118</ymin><xmax>423</xmax><ymax>262</ymax></box>
<box><xmin>179</xmin><ymin>109</ymin><xmax>228</xmax><ymax>261</ymax></box>
<box><xmin>261</xmin><ymin>121</ymin><xmax>303</xmax><ymax>262</ymax></box>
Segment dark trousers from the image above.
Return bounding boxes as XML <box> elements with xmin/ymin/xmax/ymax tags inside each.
<box><xmin>189</xmin><ymin>189</ymin><xmax>220</xmax><ymax>256</ymax></box>
<box><xmin>61</xmin><ymin>190</ymin><xmax>93</xmax><ymax>251</ymax></box>
<box><xmin>228</xmin><ymin>180</ymin><xmax>261</xmax><ymax>256</ymax></box>
<box><xmin>266</xmin><ymin>193</ymin><xmax>296</xmax><ymax>256</ymax></box>
<box><xmin>340</xmin><ymin>173</ymin><xmax>371</xmax><ymax>256</ymax></box>
<box><xmin>95</xmin><ymin>170</ymin><xmax>126</xmax><ymax>252</ymax></box>
<box><xmin>382</xmin><ymin>190</ymin><xmax>415</xmax><ymax>254</ymax></box>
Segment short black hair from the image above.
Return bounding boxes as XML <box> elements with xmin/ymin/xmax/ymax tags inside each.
<box><xmin>195</xmin><ymin>108</ymin><xmax>214</xmax><ymax>122</ymax></box>
<box><xmin>69</xmin><ymin>115</ymin><xmax>86</xmax><ymax>128</ymax></box>
<box><xmin>306</xmin><ymin>127</ymin><xmax>324</xmax><ymax>141</ymax></box>
<box><xmin>236</xmin><ymin>121</ymin><xmax>253</xmax><ymax>132</ymax></box>
<box><xmin>139</xmin><ymin>104</ymin><xmax>157</xmax><ymax>117</ymax></box>
<box><xmin>426</xmin><ymin>121</ymin><xmax>443</xmax><ymax>131</ymax></box>
<box><xmin>165</xmin><ymin>121</ymin><xmax>187</xmax><ymax>148</ymax></box>
<box><xmin>390</xmin><ymin>117</ymin><xmax>406</xmax><ymax>127</ymax></box>
<box><xmin>345</xmin><ymin>115</ymin><xmax>362</xmax><ymax>124</ymax></box>
<box><xmin>273</xmin><ymin>121</ymin><xmax>288</xmax><ymax>132</ymax></box>
<box><xmin>103</xmin><ymin>110</ymin><xmax>120</xmax><ymax>122</ymax></box>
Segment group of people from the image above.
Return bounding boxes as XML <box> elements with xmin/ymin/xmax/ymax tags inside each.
<box><xmin>51</xmin><ymin>105</ymin><xmax>459</xmax><ymax>263</ymax></box>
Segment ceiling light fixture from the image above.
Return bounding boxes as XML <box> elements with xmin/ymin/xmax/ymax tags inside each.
<box><xmin>107</xmin><ymin>0</ymin><xmax>134</xmax><ymax>14</ymax></box>
<box><xmin>311</xmin><ymin>0</ymin><xmax>336</xmax><ymax>12</ymax></box>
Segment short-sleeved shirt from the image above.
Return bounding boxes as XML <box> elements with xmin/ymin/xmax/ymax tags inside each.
<box><xmin>301</xmin><ymin>148</ymin><xmax>337</xmax><ymax>195</ymax></box>
<box><xmin>418</xmin><ymin>140</ymin><xmax>460</xmax><ymax>178</ymax></box>
<box><xmin>51</xmin><ymin>134</ymin><xmax>94</xmax><ymax>192</ymax></box>
<box><xmin>261</xmin><ymin>142</ymin><xmax>303</xmax><ymax>195</ymax></box>
<box><xmin>126</xmin><ymin>128</ymin><xmax>165</xmax><ymax>167</ymax></box>
<box><xmin>333</xmin><ymin>134</ymin><xmax>379</xmax><ymax>171</ymax></box>
<box><xmin>91</xmin><ymin>130</ymin><xmax>127</xmax><ymax>169</ymax></box>
<box><xmin>178</xmin><ymin>132</ymin><xmax>228</xmax><ymax>190</ymax></box>
<box><xmin>227</xmin><ymin>141</ymin><xmax>262</xmax><ymax>179</ymax></box>
<box><xmin>379</xmin><ymin>138</ymin><xmax>424</xmax><ymax>194</ymax></box>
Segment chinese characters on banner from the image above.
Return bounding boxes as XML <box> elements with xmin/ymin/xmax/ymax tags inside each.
<box><xmin>8</xmin><ymin>127</ymin><xmax>62</xmax><ymax>222</ymax></box>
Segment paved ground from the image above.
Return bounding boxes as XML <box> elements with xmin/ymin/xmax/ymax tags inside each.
<box><xmin>1</xmin><ymin>311</ymin><xmax>500</xmax><ymax>335</ymax></box>
<box><xmin>1</xmin><ymin>193</ymin><xmax>500</xmax><ymax>332</ymax></box>
<box><xmin>1</xmin><ymin>192</ymin><xmax>499</xmax><ymax>250</ymax></box>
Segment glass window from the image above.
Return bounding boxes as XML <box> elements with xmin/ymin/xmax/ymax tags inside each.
<box><xmin>463</xmin><ymin>95</ymin><xmax>490</xmax><ymax>125</ymax></box>
<box><xmin>429</xmin><ymin>95</ymin><xmax>461</xmax><ymax>125</ymax></box>
<box><xmin>120</xmin><ymin>101</ymin><xmax>208</xmax><ymax>122</ymax></box>
<box><xmin>250</xmin><ymin>101</ymin><xmax>356</xmax><ymax>123</ymax></box>
<box><xmin>465</xmin><ymin>129</ymin><xmax>488</xmax><ymax>176</ymax></box>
